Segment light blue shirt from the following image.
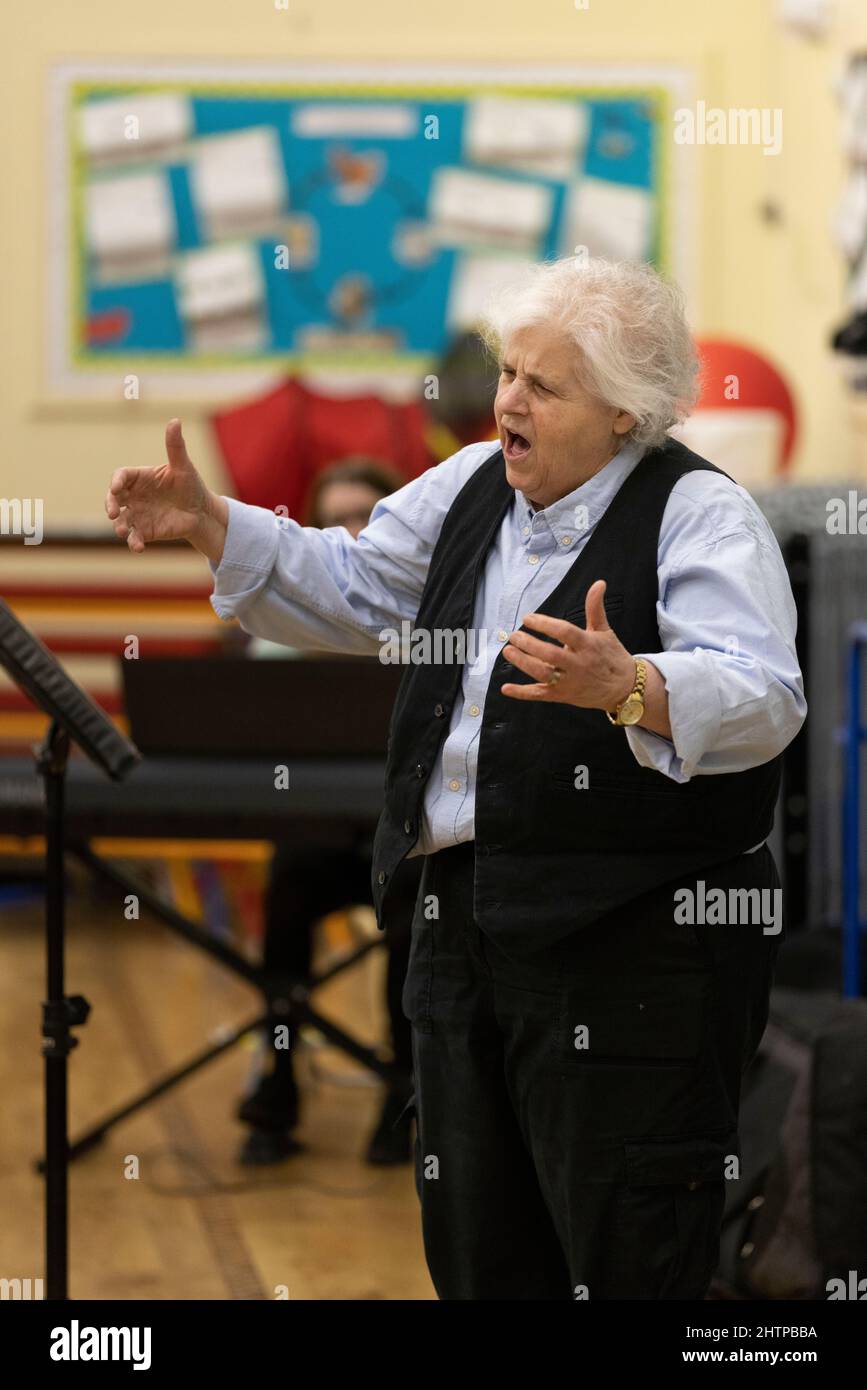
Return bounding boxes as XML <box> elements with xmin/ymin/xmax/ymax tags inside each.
<box><xmin>210</xmin><ymin>437</ymin><xmax>806</xmax><ymax>856</ymax></box>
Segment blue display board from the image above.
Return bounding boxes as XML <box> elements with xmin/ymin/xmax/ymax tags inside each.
<box><xmin>51</xmin><ymin>65</ymin><xmax>683</xmax><ymax>394</ymax></box>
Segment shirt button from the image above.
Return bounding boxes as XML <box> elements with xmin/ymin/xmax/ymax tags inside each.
<box><xmin>468</xmin><ymin>704</ymin><xmax>480</xmax><ymax>717</ymax></box>
<box><xmin>377</xmin><ymin>870</ymin><xmax>387</xmax><ymax>885</ymax></box>
<box><xmin>521</xmin><ymin>525</ymin><xmax>530</xmax><ymax>536</ymax></box>
<box><xmin>497</xmin><ymin>629</ymin><xmax>508</xmax><ymax>642</ymax></box>
<box><xmin>560</xmin><ymin>535</ymin><xmax>573</xmax><ymax>546</ymax></box>
<box><xmin>448</xmin><ymin>779</ymin><xmax>461</xmax><ymax>792</ymax></box>
<box><xmin>434</xmin><ymin>703</ymin><xmax>446</xmax><ymax>718</ymax></box>
<box><xmin>404</xmin><ymin>819</ymin><xmax>412</xmax><ymax>834</ymax></box>
<box><xmin>528</xmin><ymin>554</ymin><xmax>540</xmax><ymax>565</ymax></box>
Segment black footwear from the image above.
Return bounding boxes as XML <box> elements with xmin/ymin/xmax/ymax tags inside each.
<box><xmin>238</xmin><ymin>1127</ymin><xmax>305</xmax><ymax>1166</ymax></box>
<box><xmin>364</xmin><ymin>1086</ymin><xmax>414</xmax><ymax>1166</ymax></box>
<box><xmin>237</xmin><ymin>1069</ymin><xmax>300</xmax><ymax>1132</ymax></box>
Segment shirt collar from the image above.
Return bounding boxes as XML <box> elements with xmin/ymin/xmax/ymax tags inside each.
<box><xmin>514</xmin><ymin>437</ymin><xmax>646</xmax><ymax>549</ymax></box>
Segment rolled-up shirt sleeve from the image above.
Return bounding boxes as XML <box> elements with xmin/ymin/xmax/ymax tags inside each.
<box><xmin>624</xmin><ymin>481</ymin><xmax>807</xmax><ymax>782</ymax></box>
<box><xmin>208</xmin><ymin>441</ymin><xmax>496</xmax><ymax>655</ymax></box>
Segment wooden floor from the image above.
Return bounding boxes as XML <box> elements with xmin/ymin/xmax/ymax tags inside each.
<box><xmin>0</xmin><ymin>869</ymin><xmax>434</xmax><ymax>1301</ymax></box>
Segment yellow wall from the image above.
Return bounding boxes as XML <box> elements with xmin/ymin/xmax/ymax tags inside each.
<box><xmin>1</xmin><ymin>0</ymin><xmax>866</xmax><ymax>534</ymax></box>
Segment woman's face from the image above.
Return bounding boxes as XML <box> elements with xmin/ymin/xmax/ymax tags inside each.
<box><xmin>317</xmin><ymin>480</ymin><xmax>384</xmax><ymax>537</ymax></box>
<box><xmin>494</xmin><ymin>323</ymin><xmax>634</xmax><ymax>510</ymax></box>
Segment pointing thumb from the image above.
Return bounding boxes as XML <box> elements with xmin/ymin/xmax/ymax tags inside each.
<box><xmin>585</xmin><ymin>579</ymin><xmax>610</xmax><ymax>631</ymax></box>
<box><xmin>165</xmin><ymin>418</ymin><xmax>192</xmax><ymax>470</ymax></box>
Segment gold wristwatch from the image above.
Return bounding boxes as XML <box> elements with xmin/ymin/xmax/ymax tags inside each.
<box><xmin>606</xmin><ymin>658</ymin><xmax>647</xmax><ymax>727</ymax></box>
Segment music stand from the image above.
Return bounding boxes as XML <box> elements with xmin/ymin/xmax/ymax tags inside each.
<box><xmin>0</xmin><ymin>600</ymin><xmax>140</xmax><ymax>1300</ymax></box>
<box><xmin>61</xmin><ymin>655</ymin><xmax>407</xmax><ymax>1166</ymax></box>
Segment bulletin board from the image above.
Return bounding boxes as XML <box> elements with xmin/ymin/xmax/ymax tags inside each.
<box><xmin>45</xmin><ymin>62</ymin><xmax>694</xmax><ymax>402</ymax></box>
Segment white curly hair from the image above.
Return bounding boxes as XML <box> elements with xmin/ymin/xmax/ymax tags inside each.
<box><xmin>477</xmin><ymin>256</ymin><xmax>700</xmax><ymax>449</ymax></box>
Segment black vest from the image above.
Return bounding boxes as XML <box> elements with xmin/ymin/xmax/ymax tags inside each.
<box><xmin>370</xmin><ymin>437</ymin><xmax>782</xmax><ymax>949</ymax></box>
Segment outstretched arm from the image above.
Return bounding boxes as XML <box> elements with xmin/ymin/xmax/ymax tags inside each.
<box><xmin>105</xmin><ymin>420</ymin><xmax>497</xmax><ymax>657</ymax></box>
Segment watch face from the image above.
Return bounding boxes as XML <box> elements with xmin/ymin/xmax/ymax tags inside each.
<box><xmin>619</xmin><ymin>695</ymin><xmax>644</xmax><ymax>725</ymax></box>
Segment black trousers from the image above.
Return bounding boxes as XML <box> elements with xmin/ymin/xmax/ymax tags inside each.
<box><xmin>403</xmin><ymin>840</ymin><xmax>782</xmax><ymax>1300</ymax></box>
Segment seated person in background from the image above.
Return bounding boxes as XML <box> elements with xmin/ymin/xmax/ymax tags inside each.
<box><xmin>249</xmin><ymin>458</ymin><xmax>404</xmax><ymax>660</ymax></box>
<box><xmin>239</xmin><ymin>457</ymin><xmax>423</xmax><ymax>1167</ymax></box>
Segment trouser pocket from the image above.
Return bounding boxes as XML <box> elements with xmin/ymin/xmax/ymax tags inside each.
<box><xmin>603</xmin><ymin>1135</ymin><xmax>731</xmax><ymax>1299</ymax></box>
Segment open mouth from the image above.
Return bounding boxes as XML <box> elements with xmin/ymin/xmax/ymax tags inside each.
<box><xmin>504</xmin><ymin>428</ymin><xmax>532</xmax><ymax>461</ymax></box>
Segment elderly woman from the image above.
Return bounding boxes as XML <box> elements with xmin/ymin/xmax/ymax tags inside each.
<box><xmin>106</xmin><ymin>257</ymin><xmax>806</xmax><ymax>1302</ymax></box>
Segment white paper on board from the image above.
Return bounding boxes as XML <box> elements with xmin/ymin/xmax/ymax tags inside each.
<box><xmin>175</xmin><ymin>242</ymin><xmax>267</xmax><ymax>352</ymax></box>
<box><xmin>292</xmin><ymin>104</ymin><xmax>417</xmax><ymax>138</ymax></box>
<box><xmin>560</xmin><ymin>177</ymin><xmax>653</xmax><ymax>263</ymax></box>
<box><xmin>190</xmin><ymin>127</ymin><xmax>289</xmax><ymax>241</ymax></box>
<box><xmin>464</xmin><ymin>96</ymin><xmax>587</xmax><ymax>180</ymax></box>
<box><xmin>446</xmin><ymin>253</ymin><xmax>534</xmax><ymax>331</ymax></box>
<box><xmin>429</xmin><ymin>168</ymin><xmax>552</xmax><ymax>252</ymax></box>
<box><xmin>85</xmin><ymin>170</ymin><xmax>176</xmax><ymax>281</ymax></box>
<box><xmin>78</xmin><ymin>91</ymin><xmax>192</xmax><ymax>165</ymax></box>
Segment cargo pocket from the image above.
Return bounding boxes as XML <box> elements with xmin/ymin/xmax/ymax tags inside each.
<box><xmin>623</xmin><ymin>1132</ymin><xmax>735</xmax><ymax>1187</ymax></box>
<box><xmin>615</xmin><ymin>1134</ymin><xmax>731</xmax><ymax>1298</ymax></box>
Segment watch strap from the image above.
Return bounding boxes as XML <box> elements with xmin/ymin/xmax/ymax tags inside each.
<box><xmin>605</xmin><ymin>657</ymin><xmax>647</xmax><ymax>726</ymax></box>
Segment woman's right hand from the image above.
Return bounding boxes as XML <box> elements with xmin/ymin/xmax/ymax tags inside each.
<box><xmin>105</xmin><ymin>419</ymin><xmax>228</xmax><ymax>563</ymax></box>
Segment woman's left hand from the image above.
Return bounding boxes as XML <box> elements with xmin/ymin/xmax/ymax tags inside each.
<box><xmin>501</xmin><ymin>579</ymin><xmax>636</xmax><ymax>710</ymax></box>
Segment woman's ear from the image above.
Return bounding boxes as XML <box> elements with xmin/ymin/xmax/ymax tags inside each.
<box><xmin>613</xmin><ymin>410</ymin><xmax>636</xmax><ymax>436</ymax></box>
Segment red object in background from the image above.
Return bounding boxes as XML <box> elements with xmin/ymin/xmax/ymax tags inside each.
<box><xmin>211</xmin><ymin>378</ymin><xmax>434</xmax><ymax>517</ymax></box>
<box><xmin>695</xmin><ymin>339</ymin><xmax>798</xmax><ymax>473</ymax></box>
<box><xmin>86</xmin><ymin>308</ymin><xmax>131</xmax><ymax>345</ymax></box>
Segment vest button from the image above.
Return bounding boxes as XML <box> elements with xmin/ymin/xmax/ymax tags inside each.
<box><xmin>434</xmin><ymin>703</ymin><xmax>446</xmax><ymax>718</ymax></box>
<box><xmin>377</xmin><ymin>870</ymin><xmax>387</xmax><ymax>885</ymax></box>
<box><xmin>404</xmin><ymin>819</ymin><xmax>412</xmax><ymax>834</ymax></box>
<box><xmin>414</xmin><ymin>763</ymin><xmax>426</xmax><ymax>779</ymax></box>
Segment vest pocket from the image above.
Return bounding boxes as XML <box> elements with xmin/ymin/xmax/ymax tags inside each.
<box><xmin>560</xmin><ymin>592</ymin><xmax>625</xmax><ymax>626</ymax></box>
<box><xmin>547</xmin><ymin>770</ymin><xmax>701</xmax><ymax>802</ymax></box>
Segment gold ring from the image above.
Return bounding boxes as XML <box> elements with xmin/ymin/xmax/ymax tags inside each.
<box><xmin>547</xmin><ymin>667</ymin><xmax>564</xmax><ymax>687</ymax></box>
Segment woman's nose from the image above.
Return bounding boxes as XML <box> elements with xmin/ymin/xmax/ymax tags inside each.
<box><xmin>498</xmin><ymin>378</ymin><xmax>528</xmax><ymax>412</ymax></box>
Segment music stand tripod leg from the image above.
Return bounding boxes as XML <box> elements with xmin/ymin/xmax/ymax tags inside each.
<box><xmin>37</xmin><ymin>719</ymin><xmax>91</xmax><ymax>1301</ymax></box>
